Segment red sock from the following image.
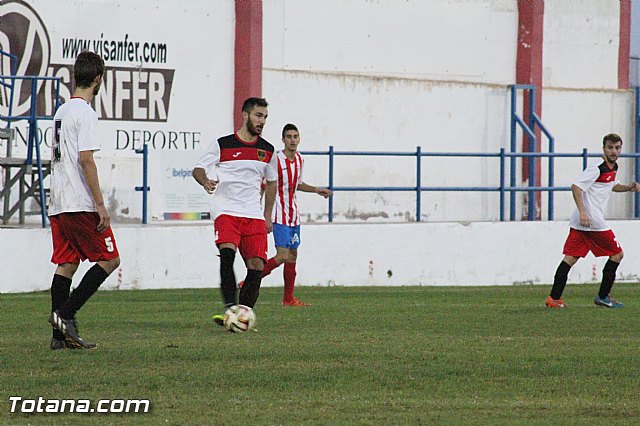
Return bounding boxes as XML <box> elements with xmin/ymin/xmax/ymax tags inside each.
<box><xmin>262</xmin><ymin>257</ymin><xmax>280</xmax><ymax>278</ymax></box>
<box><xmin>283</xmin><ymin>262</ymin><xmax>296</xmax><ymax>302</ymax></box>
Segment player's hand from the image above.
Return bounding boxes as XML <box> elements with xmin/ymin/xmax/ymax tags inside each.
<box><xmin>264</xmin><ymin>215</ymin><xmax>273</xmax><ymax>234</ymax></box>
<box><xmin>579</xmin><ymin>211</ymin><xmax>591</xmax><ymax>227</ymax></box>
<box><xmin>629</xmin><ymin>182</ymin><xmax>640</xmax><ymax>192</ymax></box>
<box><xmin>96</xmin><ymin>204</ymin><xmax>110</xmax><ymax>233</ymax></box>
<box><xmin>202</xmin><ymin>179</ymin><xmax>218</xmax><ymax>194</ymax></box>
<box><xmin>317</xmin><ymin>188</ymin><xmax>332</xmax><ymax>199</ymax></box>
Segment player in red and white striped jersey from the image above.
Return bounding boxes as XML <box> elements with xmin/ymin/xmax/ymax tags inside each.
<box><xmin>47</xmin><ymin>52</ymin><xmax>121</xmax><ymax>350</ymax></box>
<box><xmin>260</xmin><ymin>123</ymin><xmax>331</xmax><ymax>306</ymax></box>
<box><xmin>546</xmin><ymin>133</ymin><xmax>640</xmax><ymax>309</ymax></box>
<box><xmin>193</xmin><ymin>98</ymin><xmax>278</xmax><ymax>320</ymax></box>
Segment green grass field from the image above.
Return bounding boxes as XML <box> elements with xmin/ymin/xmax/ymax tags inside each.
<box><xmin>1</xmin><ymin>284</ymin><xmax>639</xmax><ymax>425</ymax></box>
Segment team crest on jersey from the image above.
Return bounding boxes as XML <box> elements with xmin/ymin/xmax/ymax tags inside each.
<box><xmin>257</xmin><ymin>149</ymin><xmax>267</xmax><ymax>161</ymax></box>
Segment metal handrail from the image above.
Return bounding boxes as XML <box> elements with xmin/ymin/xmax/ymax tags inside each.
<box><xmin>300</xmin><ymin>147</ymin><xmax>640</xmax><ymax>223</ymax></box>
<box><xmin>1</xmin><ymin>49</ymin><xmax>62</xmax><ymax>227</ymax></box>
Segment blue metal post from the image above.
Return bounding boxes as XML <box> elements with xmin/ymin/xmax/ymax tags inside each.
<box><xmin>510</xmin><ymin>86</ymin><xmax>517</xmax><ymax>221</ymax></box>
<box><xmin>328</xmin><ymin>145</ymin><xmax>334</xmax><ymax>223</ymax></box>
<box><xmin>135</xmin><ymin>144</ymin><xmax>150</xmax><ymax>224</ymax></box>
<box><xmin>582</xmin><ymin>148</ymin><xmax>588</xmax><ymax>170</ymax></box>
<box><xmin>499</xmin><ymin>148</ymin><xmax>505</xmax><ymax>221</ymax></box>
<box><xmin>34</xmin><ymin>119</ymin><xmax>47</xmax><ymax>228</ymax></box>
<box><xmin>26</xmin><ymin>80</ymin><xmax>37</xmax><ymax>165</ymax></box>
<box><xmin>416</xmin><ymin>146</ymin><xmax>421</xmax><ymax>222</ymax></box>
<box><xmin>636</xmin><ymin>86</ymin><xmax>640</xmax><ymax>218</ymax></box>
<box><xmin>28</xmin><ymin>79</ymin><xmax>48</xmax><ymax>227</ymax></box>
<box><xmin>548</xmin><ymin>136</ymin><xmax>555</xmax><ymax>221</ymax></box>
<box><xmin>527</xmin><ymin>86</ymin><xmax>536</xmax><ymax>221</ymax></box>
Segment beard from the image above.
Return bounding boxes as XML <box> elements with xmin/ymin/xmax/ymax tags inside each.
<box><xmin>247</xmin><ymin>119</ymin><xmax>262</xmax><ymax>136</ymax></box>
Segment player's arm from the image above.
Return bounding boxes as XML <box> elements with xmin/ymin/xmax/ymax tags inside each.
<box><xmin>79</xmin><ymin>150</ymin><xmax>109</xmax><ymax>232</ymax></box>
<box><xmin>192</xmin><ymin>167</ymin><xmax>217</xmax><ymax>194</ymax></box>
<box><xmin>263</xmin><ymin>180</ymin><xmax>277</xmax><ymax>233</ymax></box>
<box><xmin>613</xmin><ymin>182</ymin><xmax>640</xmax><ymax>192</ymax></box>
<box><xmin>570</xmin><ymin>184</ymin><xmax>590</xmax><ymax>227</ymax></box>
<box><xmin>298</xmin><ymin>181</ymin><xmax>332</xmax><ymax>199</ymax></box>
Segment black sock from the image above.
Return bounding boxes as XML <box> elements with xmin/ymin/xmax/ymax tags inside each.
<box><xmin>239</xmin><ymin>269</ymin><xmax>263</xmax><ymax>308</ymax></box>
<box><xmin>219</xmin><ymin>248</ymin><xmax>237</xmax><ymax>307</ymax></box>
<box><xmin>51</xmin><ymin>274</ymin><xmax>72</xmax><ymax>340</ymax></box>
<box><xmin>59</xmin><ymin>264</ymin><xmax>109</xmax><ymax>319</ymax></box>
<box><xmin>598</xmin><ymin>259</ymin><xmax>620</xmax><ymax>299</ymax></box>
<box><xmin>550</xmin><ymin>261</ymin><xmax>572</xmax><ymax>300</ymax></box>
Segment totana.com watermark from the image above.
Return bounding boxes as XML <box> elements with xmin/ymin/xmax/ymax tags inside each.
<box><xmin>8</xmin><ymin>397</ymin><xmax>150</xmax><ymax>413</ymax></box>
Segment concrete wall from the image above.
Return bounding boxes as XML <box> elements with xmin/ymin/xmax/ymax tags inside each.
<box><xmin>3</xmin><ymin>220</ymin><xmax>640</xmax><ymax>293</ymax></box>
<box><xmin>1</xmin><ymin>1</ymin><xmax>636</xmax><ymax>226</ymax></box>
<box><xmin>261</xmin><ymin>0</ymin><xmax>636</xmax><ymax>223</ymax></box>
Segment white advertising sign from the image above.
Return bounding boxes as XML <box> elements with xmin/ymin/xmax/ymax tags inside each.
<box><xmin>0</xmin><ymin>0</ymin><xmax>234</xmax><ymax>157</ymax></box>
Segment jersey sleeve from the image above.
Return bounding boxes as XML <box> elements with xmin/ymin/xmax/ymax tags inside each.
<box><xmin>264</xmin><ymin>151</ymin><xmax>278</xmax><ymax>182</ymax></box>
<box><xmin>194</xmin><ymin>139</ymin><xmax>220</xmax><ymax>176</ymax></box>
<box><xmin>573</xmin><ymin>163</ymin><xmax>599</xmax><ymax>191</ymax></box>
<box><xmin>77</xmin><ymin>109</ymin><xmax>100</xmax><ymax>152</ymax></box>
<box><xmin>298</xmin><ymin>153</ymin><xmax>304</xmax><ymax>182</ymax></box>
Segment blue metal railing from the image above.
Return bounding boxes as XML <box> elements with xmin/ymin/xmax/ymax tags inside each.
<box><xmin>300</xmin><ymin>147</ymin><xmax>640</xmax><ymax>223</ymax></box>
<box><xmin>135</xmin><ymin>144</ymin><xmax>150</xmax><ymax>224</ymax></box>
<box><xmin>636</xmin><ymin>86</ymin><xmax>640</xmax><ymax>218</ymax></box>
<box><xmin>1</xmin><ymin>49</ymin><xmax>62</xmax><ymax>227</ymax></box>
<box><xmin>131</xmin><ymin>85</ymin><xmax>640</xmax><ymax>225</ymax></box>
<box><xmin>509</xmin><ymin>84</ymin><xmax>556</xmax><ymax>221</ymax></box>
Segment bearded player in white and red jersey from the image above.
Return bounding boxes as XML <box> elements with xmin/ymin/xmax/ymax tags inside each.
<box><xmin>249</xmin><ymin>123</ymin><xmax>332</xmax><ymax>306</ymax></box>
<box><xmin>47</xmin><ymin>51</ymin><xmax>121</xmax><ymax>350</ymax></box>
<box><xmin>192</xmin><ymin>98</ymin><xmax>278</xmax><ymax>325</ymax></box>
<box><xmin>546</xmin><ymin>133</ymin><xmax>640</xmax><ymax>309</ymax></box>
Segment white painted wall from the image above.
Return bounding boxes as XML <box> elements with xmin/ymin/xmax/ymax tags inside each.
<box><xmin>2</xmin><ymin>0</ymin><xmax>635</xmax><ymax>226</ymax></box>
<box><xmin>261</xmin><ymin>0</ymin><xmax>635</xmax><ymax>223</ymax></box>
<box><xmin>263</xmin><ymin>0</ymin><xmax>518</xmax><ymax>84</ymax></box>
<box><xmin>543</xmin><ymin>0</ymin><xmax>620</xmax><ymax>89</ymax></box>
<box><xmin>3</xmin><ymin>220</ymin><xmax>640</xmax><ymax>293</ymax></box>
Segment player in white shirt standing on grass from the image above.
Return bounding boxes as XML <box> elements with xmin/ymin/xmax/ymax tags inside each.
<box><xmin>48</xmin><ymin>51</ymin><xmax>121</xmax><ymax>349</ymax></box>
<box><xmin>239</xmin><ymin>124</ymin><xmax>331</xmax><ymax>306</ymax></box>
<box><xmin>192</xmin><ymin>98</ymin><xmax>278</xmax><ymax>325</ymax></box>
<box><xmin>546</xmin><ymin>133</ymin><xmax>640</xmax><ymax>309</ymax></box>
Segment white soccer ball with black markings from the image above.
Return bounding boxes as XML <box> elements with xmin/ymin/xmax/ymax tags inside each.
<box><xmin>223</xmin><ymin>304</ymin><xmax>256</xmax><ymax>333</ymax></box>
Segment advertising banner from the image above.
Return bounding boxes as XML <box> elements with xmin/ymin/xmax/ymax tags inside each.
<box><xmin>0</xmin><ymin>0</ymin><xmax>233</xmax><ymax>221</ymax></box>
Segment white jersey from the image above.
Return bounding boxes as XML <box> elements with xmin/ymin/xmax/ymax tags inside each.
<box><xmin>569</xmin><ymin>161</ymin><xmax>619</xmax><ymax>231</ymax></box>
<box><xmin>48</xmin><ymin>97</ymin><xmax>101</xmax><ymax>216</ymax></box>
<box><xmin>273</xmin><ymin>151</ymin><xmax>304</xmax><ymax>226</ymax></box>
<box><xmin>195</xmin><ymin>133</ymin><xmax>277</xmax><ymax>220</ymax></box>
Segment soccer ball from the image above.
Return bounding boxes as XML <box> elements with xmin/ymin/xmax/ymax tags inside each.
<box><xmin>223</xmin><ymin>304</ymin><xmax>256</xmax><ymax>333</ymax></box>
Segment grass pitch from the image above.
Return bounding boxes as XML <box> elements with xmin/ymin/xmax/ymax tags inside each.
<box><xmin>1</xmin><ymin>284</ymin><xmax>639</xmax><ymax>425</ymax></box>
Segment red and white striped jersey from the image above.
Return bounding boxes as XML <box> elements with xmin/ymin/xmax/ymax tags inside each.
<box><xmin>273</xmin><ymin>151</ymin><xmax>304</xmax><ymax>226</ymax></box>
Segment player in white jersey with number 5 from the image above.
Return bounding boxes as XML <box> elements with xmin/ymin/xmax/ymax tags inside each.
<box><xmin>241</xmin><ymin>124</ymin><xmax>331</xmax><ymax>306</ymax></box>
<box><xmin>47</xmin><ymin>51</ymin><xmax>121</xmax><ymax>350</ymax></box>
<box><xmin>546</xmin><ymin>133</ymin><xmax>640</xmax><ymax>309</ymax></box>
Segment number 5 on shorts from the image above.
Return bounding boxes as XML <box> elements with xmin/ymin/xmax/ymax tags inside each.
<box><xmin>105</xmin><ymin>236</ymin><xmax>114</xmax><ymax>252</ymax></box>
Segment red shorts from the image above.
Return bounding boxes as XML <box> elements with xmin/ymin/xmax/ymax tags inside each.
<box><xmin>562</xmin><ymin>228</ymin><xmax>622</xmax><ymax>258</ymax></box>
<box><xmin>50</xmin><ymin>212</ymin><xmax>119</xmax><ymax>264</ymax></box>
<box><xmin>214</xmin><ymin>214</ymin><xmax>268</xmax><ymax>261</ymax></box>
